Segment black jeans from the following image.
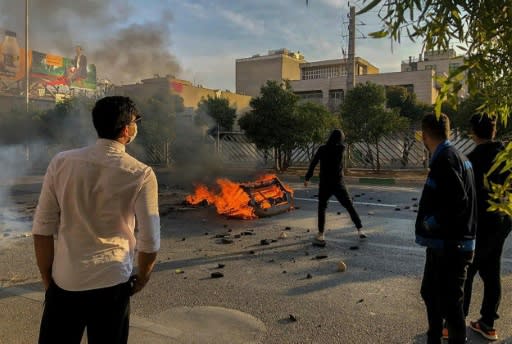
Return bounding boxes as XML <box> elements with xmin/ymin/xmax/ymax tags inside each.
<box><xmin>463</xmin><ymin>217</ymin><xmax>511</xmax><ymax>327</ymax></box>
<box><xmin>421</xmin><ymin>248</ymin><xmax>473</xmax><ymax>344</ymax></box>
<box><xmin>317</xmin><ymin>183</ymin><xmax>362</xmax><ymax>233</ymax></box>
<box><xmin>39</xmin><ymin>280</ymin><xmax>131</xmax><ymax>344</ymax></box>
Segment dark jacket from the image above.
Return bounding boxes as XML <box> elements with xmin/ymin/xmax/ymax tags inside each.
<box><xmin>305</xmin><ymin>130</ymin><xmax>345</xmax><ymax>186</ymax></box>
<box><xmin>415</xmin><ymin>140</ymin><xmax>477</xmax><ymax>251</ymax></box>
<box><xmin>468</xmin><ymin>141</ymin><xmax>511</xmax><ymax>237</ymax></box>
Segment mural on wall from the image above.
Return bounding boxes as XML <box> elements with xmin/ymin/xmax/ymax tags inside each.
<box><xmin>0</xmin><ymin>30</ymin><xmax>96</xmax><ymax>101</ymax></box>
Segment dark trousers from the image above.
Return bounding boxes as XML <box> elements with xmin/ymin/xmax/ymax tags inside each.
<box><xmin>39</xmin><ymin>280</ymin><xmax>131</xmax><ymax>344</ymax></box>
<box><xmin>317</xmin><ymin>183</ymin><xmax>362</xmax><ymax>233</ymax></box>
<box><xmin>421</xmin><ymin>248</ymin><xmax>473</xmax><ymax>344</ymax></box>
<box><xmin>463</xmin><ymin>218</ymin><xmax>511</xmax><ymax>327</ymax></box>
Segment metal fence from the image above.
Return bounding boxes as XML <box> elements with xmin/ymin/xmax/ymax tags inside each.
<box><xmin>216</xmin><ymin>131</ymin><xmax>476</xmax><ymax>170</ymax></box>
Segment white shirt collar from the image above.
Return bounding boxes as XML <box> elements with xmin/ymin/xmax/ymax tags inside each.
<box><xmin>96</xmin><ymin>138</ymin><xmax>126</xmax><ymax>153</ymax></box>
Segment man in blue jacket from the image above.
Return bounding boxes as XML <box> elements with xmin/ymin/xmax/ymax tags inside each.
<box><xmin>416</xmin><ymin>113</ymin><xmax>477</xmax><ymax>344</ymax></box>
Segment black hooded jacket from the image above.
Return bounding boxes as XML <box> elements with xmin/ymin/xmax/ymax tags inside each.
<box><xmin>305</xmin><ymin>129</ymin><xmax>346</xmax><ymax>186</ymax></box>
<box><xmin>468</xmin><ymin>141</ymin><xmax>511</xmax><ymax>235</ymax></box>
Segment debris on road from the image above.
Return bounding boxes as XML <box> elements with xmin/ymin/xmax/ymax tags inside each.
<box><xmin>289</xmin><ymin>314</ymin><xmax>298</xmax><ymax>322</ymax></box>
<box><xmin>221</xmin><ymin>238</ymin><xmax>234</xmax><ymax>244</ymax></box>
<box><xmin>349</xmin><ymin>246</ymin><xmax>359</xmax><ymax>250</ymax></box>
<box><xmin>175</xmin><ymin>269</ymin><xmax>184</xmax><ymax>274</ymax></box>
<box><xmin>216</xmin><ymin>263</ymin><xmax>225</xmax><ymax>269</ymax></box>
<box><xmin>357</xmin><ymin>298</ymin><xmax>364</xmax><ymax>304</ymax></box>
<box><xmin>285</xmin><ymin>226</ymin><xmax>292</xmax><ymax>230</ymax></box>
<box><xmin>260</xmin><ymin>239</ymin><xmax>271</xmax><ymax>245</ymax></box>
<box><xmin>314</xmin><ymin>254</ymin><xmax>328</xmax><ymax>260</ymax></box>
<box><xmin>306</xmin><ymin>273</ymin><xmax>312</xmax><ymax>279</ymax></box>
<box><xmin>368</xmin><ymin>211</ymin><xmax>375</xmax><ymax>215</ymax></box>
<box><xmin>338</xmin><ymin>261</ymin><xmax>347</xmax><ymax>272</ymax></box>
<box><xmin>279</xmin><ymin>232</ymin><xmax>288</xmax><ymax>239</ymax></box>
<box><xmin>211</xmin><ymin>272</ymin><xmax>224</xmax><ymax>278</ymax></box>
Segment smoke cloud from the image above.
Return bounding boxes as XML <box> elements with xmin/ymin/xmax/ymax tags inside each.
<box><xmin>0</xmin><ymin>1</ymin><xmax>181</xmax><ymax>83</ymax></box>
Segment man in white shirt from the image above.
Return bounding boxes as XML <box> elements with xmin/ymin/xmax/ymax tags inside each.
<box><xmin>32</xmin><ymin>96</ymin><xmax>160</xmax><ymax>344</ymax></box>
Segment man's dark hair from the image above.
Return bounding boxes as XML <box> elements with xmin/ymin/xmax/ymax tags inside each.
<box><xmin>470</xmin><ymin>113</ymin><xmax>496</xmax><ymax>140</ymax></box>
<box><xmin>92</xmin><ymin>96</ymin><xmax>140</xmax><ymax>139</ymax></box>
<box><xmin>422</xmin><ymin>113</ymin><xmax>451</xmax><ymax>141</ymax></box>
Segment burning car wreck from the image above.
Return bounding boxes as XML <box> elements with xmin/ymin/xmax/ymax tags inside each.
<box><xmin>185</xmin><ymin>174</ymin><xmax>294</xmax><ymax>219</ymax></box>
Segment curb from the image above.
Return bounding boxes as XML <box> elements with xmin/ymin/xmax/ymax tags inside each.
<box><xmin>291</xmin><ymin>175</ymin><xmax>423</xmax><ymax>187</ymax></box>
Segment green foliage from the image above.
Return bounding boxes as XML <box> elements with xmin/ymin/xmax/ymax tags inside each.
<box><xmin>386</xmin><ymin>86</ymin><xmax>431</xmax><ymax>126</ymax></box>
<box><xmin>357</xmin><ymin>0</ymin><xmax>512</xmax><ymax>210</ymax></box>
<box><xmin>295</xmin><ymin>101</ymin><xmax>341</xmax><ymax>148</ymax></box>
<box><xmin>197</xmin><ymin>96</ymin><xmax>237</xmax><ymax>131</ymax></box>
<box><xmin>239</xmin><ymin>80</ymin><xmax>337</xmax><ymax>170</ymax></box>
<box><xmin>341</xmin><ymin>82</ymin><xmax>408</xmax><ymax>170</ymax></box>
<box><xmin>359</xmin><ymin>0</ymin><xmax>512</xmax><ymax>122</ymax></box>
<box><xmin>0</xmin><ymin>106</ymin><xmax>42</xmax><ymax>144</ymax></box>
<box><xmin>39</xmin><ymin>97</ymin><xmax>97</xmax><ymax>147</ymax></box>
<box><xmin>485</xmin><ymin>141</ymin><xmax>512</xmax><ymax>216</ymax></box>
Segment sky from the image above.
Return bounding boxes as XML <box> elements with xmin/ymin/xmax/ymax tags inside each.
<box><xmin>0</xmin><ymin>0</ymin><xmax>425</xmax><ymax>91</ymax></box>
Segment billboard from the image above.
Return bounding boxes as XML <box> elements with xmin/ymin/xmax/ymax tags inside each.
<box><xmin>0</xmin><ymin>30</ymin><xmax>96</xmax><ymax>100</ymax></box>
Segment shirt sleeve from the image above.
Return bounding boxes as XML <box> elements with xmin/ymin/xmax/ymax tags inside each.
<box><xmin>134</xmin><ymin>168</ymin><xmax>160</xmax><ymax>253</ymax></box>
<box><xmin>32</xmin><ymin>158</ymin><xmax>60</xmax><ymax>236</ymax></box>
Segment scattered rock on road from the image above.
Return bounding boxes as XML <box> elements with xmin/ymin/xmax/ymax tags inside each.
<box><xmin>221</xmin><ymin>238</ymin><xmax>234</xmax><ymax>244</ymax></box>
<box><xmin>211</xmin><ymin>272</ymin><xmax>224</xmax><ymax>279</ymax></box>
<box><xmin>338</xmin><ymin>261</ymin><xmax>347</xmax><ymax>272</ymax></box>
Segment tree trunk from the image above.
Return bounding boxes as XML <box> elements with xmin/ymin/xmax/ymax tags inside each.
<box><xmin>401</xmin><ymin>132</ymin><xmax>415</xmax><ymax>168</ymax></box>
<box><xmin>365</xmin><ymin>142</ymin><xmax>375</xmax><ymax>170</ymax></box>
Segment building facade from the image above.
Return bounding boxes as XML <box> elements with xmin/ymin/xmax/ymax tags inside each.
<box><xmin>235</xmin><ymin>48</ymin><xmax>468</xmax><ymax>108</ymax></box>
<box><xmin>115</xmin><ymin>76</ymin><xmax>252</xmax><ymax>114</ymax></box>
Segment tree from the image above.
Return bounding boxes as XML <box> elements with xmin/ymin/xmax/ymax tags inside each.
<box><xmin>132</xmin><ymin>90</ymin><xmax>184</xmax><ymax>165</ymax></box>
<box><xmin>39</xmin><ymin>96</ymin><xmax>96</xmax><ymax>147</ymax></box>
<box><xmin>295</xmin><ymin>101</ymin><xmax>341</xmax><ymax>159</ymax></box>
<box><xmin>239</xmin><ymin>80</ymin><xmax>299</xmax><ymax>170</ymax></box>
<box><xmin>386</xmin><ymin>86</ymin><xmax>431</xmax><ymax>167</ymax></box>
<box><xmin>358</xmin><ymin>0</ymin><xmax>512</xmax><ymax>214</ymax></box>
<box><xmin>341</xmin><ymin>82</ymin><xmax>408</xmax><ymax>171</ymax></box>
<box><xmin>451</xmin><ymin>95</ymin><xmax>512</xmax><ymax>140</ymax></box>
<box><xmin>197</xmin><ymin>96</ymin><xmax>237</xmax><ymax>132</ymax></box>
<box><xmin>239</xmin><ymin>80</ymin><xmax>337</xmax><ymax>171</ymax></box>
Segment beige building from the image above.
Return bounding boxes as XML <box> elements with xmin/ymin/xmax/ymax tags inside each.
<box><xmin>116</xmin><ymin>76</ymin><xmax>252</xmax><ymax>114</ymax></box>
<box><xmin>401</xmin><ymin>49</ymin><xmax>467</xmax><ymax>97</ymax></box>
<box><xmin>236</xmin><ymin>48</ymin><xmax>305</xmax><ymax>97</ymax></box>
<box><xmin>235</xmin><ymin>48</ymin><xmax>468</xmax><ymax>108</ymax></box>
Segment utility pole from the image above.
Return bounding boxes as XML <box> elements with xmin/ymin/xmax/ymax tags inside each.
<box><xmin>25</xmin><ymin>0</ymin><xmax>30</xmax><ymax>162</ymax></box>
<box><xmin>25</xmin><ymin>0</ymin><xmax>29</xmax><ymax>111</ymax></box>
<box><xmin>346</xmin><ymin>6</ymin><xmax>356</xmax><ymax>91</ymax></box>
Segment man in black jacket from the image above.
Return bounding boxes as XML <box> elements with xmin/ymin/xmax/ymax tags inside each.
<box><xmin>416</xmin><ymin>114</ymin><xmax>477</xmax><ymax>344</ymax></box>
<box><xmin>304</xmin><ymin>129</ymin><xmax>364</xmax><ymax>245</ymax></box>
<box><xmin>463</xmin><ymin>114</ymin><xmax>511</xmax><ymax>341</ymax></box>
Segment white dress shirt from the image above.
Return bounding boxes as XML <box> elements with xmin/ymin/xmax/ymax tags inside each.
<box><xmin>32</xmin><ymin>139</ymin><xmax>160</xmax><ymax>291</ymax></box>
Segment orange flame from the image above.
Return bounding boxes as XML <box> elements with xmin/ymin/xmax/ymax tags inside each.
<box><xmin>185</xmin><ymin>174</ymin><xmax>293</xmax><ymax>219</ymax></box>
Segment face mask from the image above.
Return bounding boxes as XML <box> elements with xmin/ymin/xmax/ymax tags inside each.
<box><xmin>126</xmin><ymin>124</ymin><xmax>137</xmax><ymax>145</ymax></box>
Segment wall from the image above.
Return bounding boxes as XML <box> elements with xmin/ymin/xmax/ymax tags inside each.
<box><xmin>290</xmin><ymin>69</ymin><xmax>437</xmax><ymax>105</ymax></box>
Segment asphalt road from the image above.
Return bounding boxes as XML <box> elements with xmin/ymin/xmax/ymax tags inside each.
<box><xmin>1</xmin><ymin>179</ymin><xmax>511</xmax><ymax>344</ymax></box>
